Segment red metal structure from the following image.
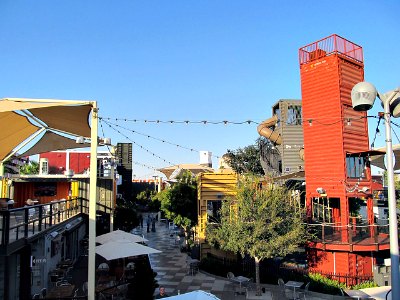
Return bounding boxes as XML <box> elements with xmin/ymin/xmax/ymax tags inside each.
<box><xmin>40</xmin><ymin>151</ymin><xmax>91</xmax><ymax>174</ymax></box>
<box><xmin>299</xmin><ymin>34</ymin><xmax>389</xmax><ymax>280</ymax></box>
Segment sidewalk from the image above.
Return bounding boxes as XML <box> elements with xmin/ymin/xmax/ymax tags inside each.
<box><xmin>143</xmin><ymin>215</ymin><xmax>343</xmax><ymax>300</ymax></box>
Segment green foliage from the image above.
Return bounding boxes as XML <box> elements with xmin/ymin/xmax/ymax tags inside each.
<box><xmin>206</xmin><ymin>175</ymin><xmax>307</xmax><ymax>294</ymax></box>
<box><xmin>306</xmin><ymin>273</ymin><xmax>346</xmax><ymax>295</ymax></box>
<box><xmin>126</xmin><ymin>259</ymin><xmax>158</xmax><ymax>300</ymax></box>
<box><xmin>154</xmin><ymin>170</ymin><xmax>197</xmax><ymax>229</ymax></box>
<box><xmin>148</xmin><ymin>196</ymin><xmax>161</xmax><ymax>212</ymax></box>
<box><xmin>351</xmin><ymin>280</ymin><xmax>378</xmax><ymax>290</ymax></box>
<box><xmin>114</xmin><ymin>200</ymin><xmax>139</xmax><ymax>232</ymax></box>
<box><xmin>349</xmin><ymin>198</ymin><xmax>364</xmax><ymax>217</ymax></box>
<box><xmin>226</xmin><ymin>142</ymin><xmax>264</xmax><ymax>175</ymax></box>
<box><xmin>19</xmin><ymin>160</ymin><xmax>39</xmax><ymax>175</ymax></box>
<box><xmin>207</xmin><ymin>175</ymin><xmax>307</xmax><ymax>261</ymax></box>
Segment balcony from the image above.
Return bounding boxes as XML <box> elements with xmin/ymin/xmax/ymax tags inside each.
<box><xmin>307</xmin><ymin>219</ymin><xmax>391</xmax><ymax>251</ymax></box>
<box><xmin>0</xmin><ymin>197</ymin><xmax>111</xmax><ymax>247</ymax></box>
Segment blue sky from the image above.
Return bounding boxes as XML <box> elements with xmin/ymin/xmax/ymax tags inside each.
<box><xmin>1</xmin><ymin>1</ymin><xmax>399</xmax><ymax>179</ymax></box>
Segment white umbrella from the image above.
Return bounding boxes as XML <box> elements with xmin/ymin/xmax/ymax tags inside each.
<box><xmin>95</xmin><ymin>240</ymin><xmax>161</xmax><ymax>261</ymax></box>
<box><xmin>360</xmin><ymin>286</ymin><xmax>392</xmax><ymax>300</ymax></box>
<box><xmin>165</xmin><ymin>290</ymin><xmax>220</xmax><ymax>300</ymax></box>
<box><xmin>96</xmin><ymin>229</ymin><xmax>148</xmax><ymax>244</ymax></box>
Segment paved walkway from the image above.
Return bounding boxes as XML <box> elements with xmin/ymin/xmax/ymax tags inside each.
<box><xmin>141</xmin><ymin>215</ymin><xmax>341</xmax><ymax>300</ymax></box>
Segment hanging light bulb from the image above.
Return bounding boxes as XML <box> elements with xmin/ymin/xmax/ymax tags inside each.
<box><xmin>308</xmin><ymin>119</ymin><xmax>313</xmax><ymax>126</ymax></box>
<box><xmin>347</xmin><ymin>118</ymin><xmax>351</xmax><ymax>126</ymax></box>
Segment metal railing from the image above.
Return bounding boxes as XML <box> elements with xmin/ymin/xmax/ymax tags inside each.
<box><xmin>0</xmin><ymin>197</ymin><xmax>112</xmax><ymax>246</ymax></box>
<box><xmin>307</xmin><ymin>218</ymin><xmax>391</xmax><ymax>245</ymax></box>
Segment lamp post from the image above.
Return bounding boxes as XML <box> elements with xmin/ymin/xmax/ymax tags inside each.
<box><xmin>351</xmin><ymin>82</ymin><xmax>400</xmax><ymax>299</ymax></box>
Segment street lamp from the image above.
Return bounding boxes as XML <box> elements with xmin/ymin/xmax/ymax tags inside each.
<box><xmin>351</xmin><ymin>82</ymin><xmax>400</xmax><ymax>299</ymax></box>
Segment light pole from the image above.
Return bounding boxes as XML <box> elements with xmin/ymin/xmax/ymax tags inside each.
<box><xmin>351</xmin><ymin>82</ymin><xmax>400</xmax><ymax>299</ymax></box>
<box><xmin>88</xmin><ymin>103</ymin><xmax>98</xmax><ymax>300</ymax></box>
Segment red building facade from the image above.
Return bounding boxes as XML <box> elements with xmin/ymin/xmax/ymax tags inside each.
<box><xmin>299</xmin><ymin>35</ymin><xmax>389</xmax><ymax>279</ymax></box>
<box><xmin>40</xmin><ymin>151</ymin><xmax>91</xmax><ymax>175</ymax></box>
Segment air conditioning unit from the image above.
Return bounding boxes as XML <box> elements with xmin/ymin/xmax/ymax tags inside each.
<box><xmin>373</xmin><ymin>265</ymin><xmax>391</xmax><ymax>286</ymax></box>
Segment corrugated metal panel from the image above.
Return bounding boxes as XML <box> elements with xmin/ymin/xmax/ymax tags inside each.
<box><xmin>300</xmin><ymin>52</ymin><xmax>370</xmax><ymax>202</ymax></box>
<box><xmin>276</xmin><ymin>99</ymin><xmax>304</xmax><ymax>173</ymax></box>
<box><xmin>339</xmin><ymin>59</ymin><xmax>369</xmax><ymax>153</ymax></box>
<box><xmin>196</xmin><ymin>171</ymin><xmax>237</xmax><ymax>240</ymax></box>
<box><xmin>13</xmin><ymin>181</ymin><xmax>71</xmax><ymax>207</ymax></box>
<box><xmin>301</xmin><ymin>56</ymin><xmax>347</xmax><ymax>196</ymax></box>
<box><xmin>281</xmin><ymin>126</ymin><xmax>304</xmax><ymax>173</ymax></box>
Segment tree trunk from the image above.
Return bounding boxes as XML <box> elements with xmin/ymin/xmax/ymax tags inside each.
<box><xmin>255</xmin><ymin>256</ymin><xmax>262</xmax><ymax>296</ymax></box>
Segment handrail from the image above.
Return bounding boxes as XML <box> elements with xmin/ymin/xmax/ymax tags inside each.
<box><xmin>307</xmin><ymin>220</ymin><xmax>392</xmax><ymax>245</ymax></box>
<box><xmin>0</xmin><ymin>197</ymin><xmax>111</xmax><ymax>246</ymax></box>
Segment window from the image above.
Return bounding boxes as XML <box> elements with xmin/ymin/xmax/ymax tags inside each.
<box><xmin>207</xmin><ymin>200</ymin><xmax>222</xmax><ymax>223</ymax></box>
<box><xmin>286</xmin><ymin>105</ymin><xmax>302</xmax><ymax>125</ymax></box>
<box><xmin>346</xmin><ymin>156</ymin><xmax>366</xmax><ymax>178</ymax></box>
<box><xmin>273</xmin><ymin>107</ymin><xmax>281</xmax><ymax>127</ymax></box>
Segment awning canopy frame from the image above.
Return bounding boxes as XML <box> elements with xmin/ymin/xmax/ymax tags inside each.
<box><xmin>0</xmin><ymin>98</ymin><xmax>94</xmax><ymax>163</ymax></box>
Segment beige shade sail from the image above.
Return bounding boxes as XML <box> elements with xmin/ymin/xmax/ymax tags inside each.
<box><xmin>29</xmin><ymin>104</ymin><xmax>92</xmax><ymax>137</ymax></box>
<box><xmin>348</xmin><ymin>145</ymin><xmax>400</xmax><ymax>170</ymax></box>
<box><xmin>158</xmin><ymin>163</ymin><xmax>214</xmax><ymax>179</ymax></box>
<box><xmin>19</xmin><ymin>131</ymin><xmax>91</xmax><ymax>158</ymax></box>
<box><xmin>0</xmin><ymin>98</ymin><xmax>91</xmax><ymax>113</ymax></box>
<box><xmin>0</xmin><ymin>111</ymin><xmax>40</xmax><ymax>161</ymax></box>
<box><xmin>0</xmin><ymin>98</ymin><xmax>94</xmax><ymax>162</ymax></box>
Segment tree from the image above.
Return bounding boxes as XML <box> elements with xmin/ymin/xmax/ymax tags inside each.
<box><xmin>226</xmin><ymin>142</ymin><xmax>264</xmax><ymax>175</ymax></box>
<box><xmin>206</xmin><ymin>175</ymin><xmax>307</xmax><ymax>295</ymax></box>
<box><xmin>19</xmin><ymin>160</ymin><xmax>39</xmax><ymax>175</ymax></box>
<box><xmin>153</xmin><ymin>170</ymin><xmax>197</xmax><ymax>240</ymax></box>
<box><xmin>114</xmin><ymin>199</ymin><xmax>139</xmax><ymax>232</ymax></box>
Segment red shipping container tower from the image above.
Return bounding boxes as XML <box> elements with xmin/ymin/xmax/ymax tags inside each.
<box><xmin>299</xmin><ymin>35</ymin><xmax>385</xmax><ymax>279</ymax></box>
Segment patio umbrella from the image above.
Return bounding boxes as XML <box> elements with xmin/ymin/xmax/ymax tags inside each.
<box><xmin>359</xmin><ymin>286</ymin><xmax>392</xmax><ymax>300</ymax></box>
<box><xmin>96</xmin><ymin>229</ymin><xmax>148</xmax><ymax>244</ymax></box>
<box><xmin>165</xmin><ymin>290</ymin><xmax>220</xmax><ymax>300</ymax></box>
<box><xmin>95</xmin><ymin>240</ymin><xmax>161</xmax><ymax>261</ymax></box>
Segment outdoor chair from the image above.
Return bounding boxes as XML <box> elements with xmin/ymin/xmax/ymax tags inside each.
<box><xmin>117</xmin><ymin>283</ymin><xmax>129</xmax><ymax>298</ymax></box>
<box><xmin>297</xmin><ymin>282</ymin><xmax>310</xmax><ymax>299</ymax></box>
<box><xmin>278</xmin><ymin>278</ymin><xmax>289</xmax><ymax>298</ymax></box>
<box><xmin>227</xmin><ymin>272</ymin><xmax>235</xmax><ymax>281</ymax></box>
<box><xmin>73</xmin><ymin>288</ymin><xmax>79</xmax><ymax>297</ymax></box>
<box><xmin>56</xmin><ymin>280</ymin><xmax>71</xmax><ymax>287</ymax></box>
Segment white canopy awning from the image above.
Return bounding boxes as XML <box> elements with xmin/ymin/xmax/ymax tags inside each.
<box><xmin>95</xmin><ymin>240</ymin><xmax>161</xmax><ymax>260</ymax></box>
<box><xmin>95</xmin><ymin>230</ymin><xmax>148</xmax><ymax>244</ymax></box>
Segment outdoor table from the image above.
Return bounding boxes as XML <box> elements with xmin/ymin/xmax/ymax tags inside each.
<box><xmin>97</xmin><ymin>286</ymin><xmax>120</xmax><ymax>298</ymax></box>
<box><xmin>231</xmin><ymin>275</ymin><xmax>251</xmax><ymax>295</ymax></box>
<box><xmin>187</xmin><ymin>258</ymin><xmax>200</xmax><ymax>275</ymax></box>
<box><xmin>343</xmin><ymin>288</ymin><xmax>371</xmax><ymax>299</ymax></box>
<box><xmin>285</xmin><ymin>280</ymin><xmax>304</xmax><ymax>299</ymax></box>
<box><xmin>46</xmin><ymin>284</ymin><xmax>75</xmax><ymax>298</ymax></box>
